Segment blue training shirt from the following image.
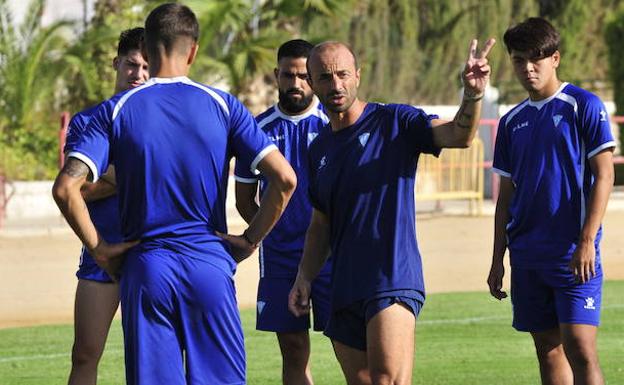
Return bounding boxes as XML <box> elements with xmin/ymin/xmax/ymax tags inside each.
<box><xmin>493</xmin><ymin>83</ymin><xmax>616</xmax><ymax>268</ymax></box>
<box><xmin>67</xmin><ymin>76</ymin><xmax>276</xmax><ymax>276</ymax></box>
<box><xmin>65</xmin><ymin>104</ymin><xmax>123</xmax><ymax>263</ymax></box>
<box><xmin>234</xmin><ymin>98</ymin><xmax>330</xmax><ymax>278</ymax></box>
<box><xmin>308</xmin><ymin>102</ymin><xmax>440</xmax><ymax>311</ymax></box>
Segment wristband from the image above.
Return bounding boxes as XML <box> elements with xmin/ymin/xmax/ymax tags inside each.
<box><xmin>463</xmin><ymin>92</ymin><xmax>484</xmax><ymax>102</ymax></box>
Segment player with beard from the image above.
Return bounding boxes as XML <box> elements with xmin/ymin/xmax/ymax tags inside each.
<box><xmin>235</xmin><ymin>39</ymin><xmax>331</xmax><ymax>385</ymax></box>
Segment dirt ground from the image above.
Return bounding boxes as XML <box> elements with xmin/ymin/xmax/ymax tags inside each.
<box><xmin>1</xmin><ymin>211</ymin><xmax>623</xmax><ymax>329</ymax></box>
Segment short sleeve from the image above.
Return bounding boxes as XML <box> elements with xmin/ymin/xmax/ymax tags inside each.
<box><xmin>226</xmin><ymin>94</ymin><xmax>276</xmax><ymax>175</ymax></box>
<box><xmin>492</xmin><ymin>118</ymin><xmax>511</xmax><ymax>178</ymax></box>
<box><xmin>64</xmin><ymin>113</ymin><xmax>89</xmax><ymax>155</ymax></box>
<box><xmin>579</xmin><ymin>96</ymin><xmax>616</xmax><ymax>158</ymax></box>
<box><xmin>65</xmin><ymin>102</ymin><xmax>113</xmax><ymax>182</ymax></box>
<box><xmin>398</xmin><ymin>105</ymin><xmax>441</xmax><ymax>156</ymax></box>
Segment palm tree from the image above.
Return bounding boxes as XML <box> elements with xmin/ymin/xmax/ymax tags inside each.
<box><xmin>0</xmin><ymin>0</ymin><xmax>73</xmax><ymax>179</ymax></box>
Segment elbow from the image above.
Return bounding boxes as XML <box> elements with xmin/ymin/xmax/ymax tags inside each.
<box><xmin>282</xmin><ymin>169</ymin><xmax>297</xmax><ymax>196</ymax></box>
<box><xmin>52</xmin><ymin>177</ymin><xmax>70</xmax><ymax>208</ymax></box>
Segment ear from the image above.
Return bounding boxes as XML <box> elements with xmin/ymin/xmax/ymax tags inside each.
<box><xmin>112</xmin><ymin>56</ymin><xmax>120</xmax><ymax>71</ymax></box>
<box><xmin>187</xmin><ymin>43</ymin><xmax>199</xmax><ymax>65</ymax></box>
<box><xmin>355</xmin><ymin>67</ymin><xmax>361</xmax><ymax>88</ymax></box>
<box><xmin>552</xmin><ymin>50</ymin><xmax>560</xmax><ymax>69</ymax></box>
<box><xmin>274</xmin><ymin>68</ymin><xmax>279</xmax><ymax>82</ymax></box>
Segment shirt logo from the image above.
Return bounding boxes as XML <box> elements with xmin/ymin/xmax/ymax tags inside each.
<box><xmin>358</xmin><ymin>133</ymin><xmax>370</xmax><ymax>147</ymax></box>
<box><xmin>308</xmin><ymin>132</ymin><xmax>318</xmax><ymax>145</ymax></box>
<box><xmin>552</xmin><ymin>115</ymin><xmax>563</xmax><ymax>127</ymax></box>
<box><xmin>511</xmin><ymin>121</ymin><xmax>529</xmax><ymax>133</ymax></box>
<box><xmin>600</xmin><ymin>110</ymin><xmax>607</xmax><ymax>122</ymax></box>
<box><xmin>318</xmin><ymin>155</ymin><xmax>327</xmax><ymax>170</ymax></box>
<box><xmin>268</xmin><ymin>134</ymin><xmax>285</xmax><ymax>142</ymax></box>
<box><xmin>583</xmin><ymin>297</ymin><xmax>596</xmax><ymax>310</ymax></box>
<box><xmin>257</xmin><ymin>301</ymin><xmax>266</xmax><ymax>315</ymax></box>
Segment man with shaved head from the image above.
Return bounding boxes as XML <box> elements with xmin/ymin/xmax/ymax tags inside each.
<box><xmin>289</xmin><ymin>39</ymin><xmax>495</xmax><ymax>385</ymax></box>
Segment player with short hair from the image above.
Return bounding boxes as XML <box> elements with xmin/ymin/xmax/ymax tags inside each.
<box><xmin>64</xmin><ymin>27</ymin><xmax>148</xmax><ymax>385</ymax></box>
<box><xmin>288</xmin><ymin>39</ymin><xmax>494</xmax><ymax>385</ymax></box>
<box><xmin>52</xmin><ymin>3</ymin><xmax>296</xmax><ymax>385</ymax></box>
<box><xmin>488</xmin><ymin>17</ymin><xmax>614</xmax><ymax>385</ymax></box>
<box><xmin>235</xmin><ymin>39</ymin><xmax>331</xmax><ymax>385</ymax></box>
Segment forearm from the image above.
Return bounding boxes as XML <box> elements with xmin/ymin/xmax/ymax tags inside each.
<box><xmin>298</xmin><ymin>220</ymin><xmax>331</xmax><ymax>282</ymax></box>
<box><xmin>80</xmin><ymin>180</ymin><xmax>116</xmax><ymax>202</ymax></box>
<box><xmin>580</xmin><ymin>175</ymin><xmax>613</xmax><ymax>243</ymax></box>
<box><xmin>244</xmin><ymin>181</ymin><xmax>294</xmax><ymax>243</ymax></box>
<box><xmin>53</xmin><ymin>180</ymin><xmax>101</xmax><ymax>251</ymax></box>
<box><xmin>492</xmin><ymin>199</ymin><xmax>509</xmax><ymax>264</ymax></box>
<box><xmin>451</xmin><ymin>94</ymin><xmax>483</xmax><ymax>146</ymax></box>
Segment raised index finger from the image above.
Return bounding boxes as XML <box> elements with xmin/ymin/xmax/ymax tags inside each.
<box><xmin>467</xmin><ymin>39</ymin><xmax>478</xmax><ymax>60</ymax></box>
<box><xmin>477</xmin><ymin>38</ymin><xmax>497</xmax><ymax>59</ymax></box>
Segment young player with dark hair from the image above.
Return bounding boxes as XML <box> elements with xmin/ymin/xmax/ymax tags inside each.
<box><xmin>488</xmin><ymin>17</ymin><xmax>614</xmax><ymax>385</ymax></box>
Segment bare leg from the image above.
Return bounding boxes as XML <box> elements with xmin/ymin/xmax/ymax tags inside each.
<box><xmin>530</xmin><ymin>328</ymin><xmax>573</xmax><ymax>385</ymax></box>
<box><xmin>68</xmin><ymin>279</ymin><xmax>119</xmax><ymax>385</ymax></box>
<box><xmin>366</xmin><ymin>303</ymin><xmax>415</xmax><ymax>385</ymax></box>
<box><xmin>332</xmin><ymin>340</ymin><xmax>372</xmax><ymax>385</ymax></box>
<box><xmin>560</xmin><ymin>324</ymin><xmax>603</xmax><ymax>385</ymax></box>
<box><xmin>277</xmin><ymin>331</ymin><xmax>313</xmax><ymax>385</ymax></box>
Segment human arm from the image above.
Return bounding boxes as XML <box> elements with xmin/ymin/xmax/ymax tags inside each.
<box><xmin>234</xmin><ymin>180</ymin><xmax>259</xmax><ymax>224</ymax></box>
<box><xmin>487</xmin><ymin>175</ymin><xmax>514</xmax><ymax>300</ymax></box>
<box><xmin>219</xmin><ymin>150</ymin><xmax>296</xmax><ymax>263</ymax></box>
<box><xmin>288</xmin><ymin>208</ymin><xmax>332</xmax><ymax>316</ymax></box>
<box><xmin>569</xmin><ymin>149</ymin><xmax>614</xmax><ymax>283</ymax></box>
<box><xmin>79</xmin><ymin>165</ymin><xmax>116</xmax><ymax>202</ymax></box>
<box><xmin>432</xmin><ymin>38</ymin><xmax>496</xmax><ymax>148</ymax></box>
<box><xmin>52</xmin><ymin>158</ymin><xmax>138</xmax><ymax>279</ymax></box>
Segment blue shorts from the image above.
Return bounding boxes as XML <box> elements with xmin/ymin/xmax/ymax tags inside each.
<box><xmin>257</xmin><ymin>274</ymin><xmax>331</xmax><ymax>333</ymax></box>
<box><xmin>511</xmin><ymin>264</ymin><xmax>603</xmax><ymax>332</ymax></box>
<box><xmin>76</xmin><ymin>247</ymin><xmax>114</xmax><ymax>283</ymax></box>
<box><xmin>324</xmin><ymin>290</ymin><xmax>423</xmax><ymax>351</ymax></box>
<box><xmin>120</xmin><ymin>248</ymin><xmax>245</xmax><ymax>385</ymax></box>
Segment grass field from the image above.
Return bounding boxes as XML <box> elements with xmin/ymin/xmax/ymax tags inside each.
<box><xmin>1</xmin><ymin>281</ymin><xmax>622</xmax><ymax>385</ymax></box>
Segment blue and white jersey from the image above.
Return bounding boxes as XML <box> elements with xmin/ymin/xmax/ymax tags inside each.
<box><xmin>234</xmin><ymin>98</ymin><xmax>329</xmax><ymax>278</ymax></box>
<box><xmin>493</xmin><ymin>83</ymin><xmax>616</xmax><ymax>268</ymax></box>
<box><xmin>308</xmin><ymin>103</ymin><xmax>440</xmax><ymax>311</ymax></box>
<box><xmin>65</xmin><ymin>104</ymin><xmax>124</xmax><ymax>263</ymax></box>
<box><xmin>67</xmin><ymin>76</ymin><xmax>276</xmax><ymax>276</ymax></box>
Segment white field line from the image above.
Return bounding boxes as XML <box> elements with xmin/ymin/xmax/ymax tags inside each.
<box><xmin>1</xmin><ymin>304</ymin><xmax>622</xmax><ymax>364</ymax></box>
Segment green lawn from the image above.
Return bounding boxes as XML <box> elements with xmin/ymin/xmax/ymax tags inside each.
<box><xmin>1</xmin><ymin>281</ymin><xmax>622</xmax><ymax>385</ymax></box>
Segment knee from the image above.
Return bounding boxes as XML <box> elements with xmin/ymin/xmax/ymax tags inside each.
<box><xmin>278</xmin><ymin>334</ymin><xmax>310</xmax><ymax>366</ymax></box>
<box><xmin>71</xmin><ymin>342</ymin><xmax>103</xmax><ymax>367</ymax></box>
<box><xmin>564</xmin><ymin>340</ymin><xmax>599</xmax><ymax>369</ymax></box>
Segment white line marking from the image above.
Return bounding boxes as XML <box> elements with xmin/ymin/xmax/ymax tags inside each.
<box><xmin>1</xmin><ymin>304</ymin><xmax>622</xmax><ymax>364</ymax></box>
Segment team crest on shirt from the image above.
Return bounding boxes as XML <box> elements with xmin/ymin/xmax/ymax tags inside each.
<box><xmin>552</xmin><ymin>115</ymin><xmax>563</xmax><ymax>127</ymax></box>
<box><xmin>600</xmin><ymin>110</ymin><xmax>607</xmax><ymax>122</ymax></box>
<box><xmin>257</xmin><ymin>301</ymin><xmax>266</xmax><ymax>315</ymax></box>
<box><xmin>583</xmin><ymin>297</ymin><xmax>596</xmax><ymax>310</ymax></box>
<box><xmin>308</xmin><ymin>132</ymin><xmax>318</xmax><ymax>145</ymax></box>
<box><xmin>358</xmin><ymin>133</ymin><xmax>370</xmax><ymax>147</ymax></box>
<box><xmin>318</xmin><ymin>155</ymin><xmax>327</xmax><ymax>170</ymax></box>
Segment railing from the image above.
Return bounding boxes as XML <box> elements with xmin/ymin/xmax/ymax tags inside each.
<box><xmin>416</xmin><ymin>138</ymin><xmax>484</xmax><ymax>215</ymax></box>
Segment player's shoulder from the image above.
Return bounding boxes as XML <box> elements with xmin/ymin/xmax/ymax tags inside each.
<box><xmin>70</xmin><ymin>103</ymin><xmax>102</xmax><ymax>127</ymax></box>
<box><xmin>559</xmin><ymin>83</ymin><xmax>604</xmax><ymax>110</ymax></box>
<box><xmin>500</xmin><ymin>98</ymin><xmax>531</xmax><ymax>128</ymax></box>
<box><xmin>255</xmin><ymin>105</ymin><xmax>280</xmax><ymax>129</ymax></box>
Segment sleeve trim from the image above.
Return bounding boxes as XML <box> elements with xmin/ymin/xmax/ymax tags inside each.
<box><xmin>492</xmin><ymin>167</ymin><xmax>511</xmax><ymax>178</ymax></box>
<box><xmin>250</xmin><ymin>144</ymin><xmax>278</xmax><ymax>175</ymax></box>
<box><xmin>234</xmin><ymin>175</ymin><xmax>259</xmax><ymax>184</ymax></box>
<box><xmin>66</xmin><ymin>151</ymin><xmax>100</xmax><ymax>182</ymax></box>
<box><xmin>587</xmin><ymin>141</ymin><xmax>616</xmax><ymax>158</ymax></box>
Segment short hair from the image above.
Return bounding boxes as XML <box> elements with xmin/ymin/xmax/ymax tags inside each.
<box><xmin>503</xmin><ymin>17</ymin><xmax>560</xmax><ymax>59</ymax></box>
<box><xmin>277</xmin><ymin>39</ymin><xmax>314</xmax><ymax>62</ymax></box>
<box><xmin>145</xmin><ymin>3</ymin><xmax>199</xmax><ymax>57</ymax></box>
<box><xmin>117</xmin><ymin>27</ymin><xmax>144</xmax><ymax>56</ymax></box>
